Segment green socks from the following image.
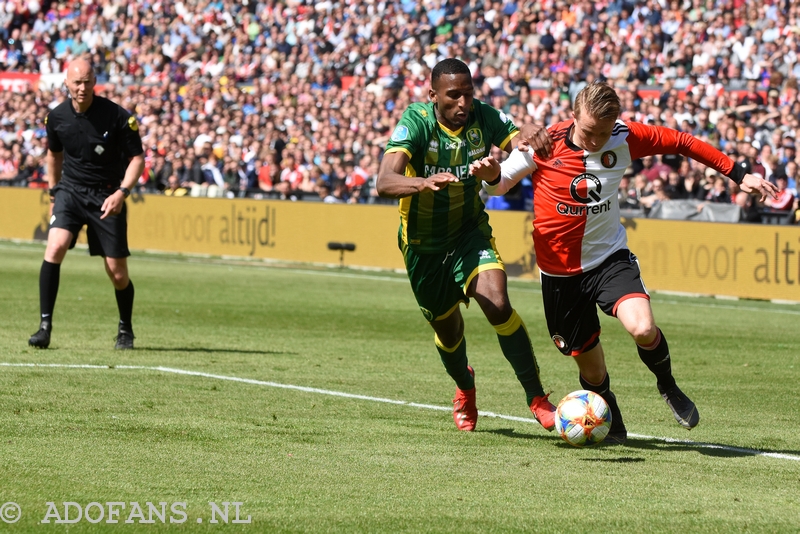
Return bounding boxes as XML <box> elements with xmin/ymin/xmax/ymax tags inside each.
<box><xmin>494</xmin><ymin>310</ymin><xmax>545</xmax><ymax>403</ymax></box>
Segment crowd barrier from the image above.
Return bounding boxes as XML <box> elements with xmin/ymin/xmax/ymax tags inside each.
<box><xmin>2</xmin><ymin>188</ymin><xmax>799</xmax><ymax>302</ymax></box>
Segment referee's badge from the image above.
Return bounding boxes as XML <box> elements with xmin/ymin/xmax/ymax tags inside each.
<box><xmin>127</xmin><ymin>116</ymin><xmax>139</xmax><ymax>131</ymax></box>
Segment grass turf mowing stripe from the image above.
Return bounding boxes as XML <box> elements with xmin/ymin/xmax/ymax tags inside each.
<box><xmin>3</xmin><ymin>362</ymin><xmax>799</xmax><ymax>463</ymax></box>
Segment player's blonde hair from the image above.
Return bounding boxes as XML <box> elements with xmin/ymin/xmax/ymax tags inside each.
<box><xmin>574</xmin><ymin>81</ymin><xmax>621</xmax><ymax>122</ymax></box>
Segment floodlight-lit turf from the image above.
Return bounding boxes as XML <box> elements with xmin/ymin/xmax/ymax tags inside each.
<box><xmin>1</xmin><ymin>240</ymin><xmax>799</xmax><ymax>533</ymax></box>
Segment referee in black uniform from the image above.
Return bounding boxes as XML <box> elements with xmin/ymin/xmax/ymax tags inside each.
<box><xmin>29</xmin><ymin>58</ymin><xmax>144</xmax><ymax>350</ymax></box>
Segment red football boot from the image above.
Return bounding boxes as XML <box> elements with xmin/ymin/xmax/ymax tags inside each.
<box><xmin>530</xmin><ymin>393</ymin><xmax>557</xmax><ymax>431</ymax></box>
<box><xmin>452</xmin><ymin>366</ymin><xmax>477</xmax><ymax>431</ymax></box>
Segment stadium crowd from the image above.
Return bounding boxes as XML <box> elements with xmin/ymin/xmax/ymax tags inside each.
<box><xmin>0</xmin><ymin>0</ymin><xmax>799</xmax><ymax>222</ymax></box>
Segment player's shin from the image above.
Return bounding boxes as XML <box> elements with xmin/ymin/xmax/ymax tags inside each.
<box><xmin>494</xmin><ymin>310</ymin><xmax>545</xmax><ymax>401</ymax></box>
<box><xmin>636</xmin><ymin>327</ymin><xmax>676</xmax><ymax>390</ymax></box>
<box><xmin>39</xmin><ymin>260</ymin><xmax>60</xmax><ymax>323</ymax></box>
<box><xmin>434</xmin><ymin>334</ymin><xmax>473</xmax><ymax>390</ymax></box>
<box><xmin>115</xmin><ymin>280</ymin><xmax>135</xmax><ymax>328</ymax></box>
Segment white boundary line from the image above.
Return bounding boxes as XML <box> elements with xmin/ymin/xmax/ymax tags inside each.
<box><xmin>3</xmin><ymin>362</ymin><xmax>799</xmax><ymax>462</ymax></box>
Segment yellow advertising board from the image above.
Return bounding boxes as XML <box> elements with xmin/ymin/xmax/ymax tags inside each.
<box><xmin>1</xmin><ymin>188</ymin><xmax>799</xmax><ymax>301</ymax></box>
<box><xmin>625</xmin><ymin>217</ymin><xmax>800</xmax><ymax>301</ymax></box>
<box><xmin>129</xmin><ymin>195</ymin><xmax>404</xmax><ymax>269</ymax></box>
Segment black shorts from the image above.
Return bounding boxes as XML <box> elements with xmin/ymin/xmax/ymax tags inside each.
<box><xmin>50</xmin><ymin>183</ymin><xmax>130</xmax><ymax>258</ymax></box>
<box><xmin>540</xmin><ymin>249</ymin><xmax>649</xmax><ymax>356</ymax></box>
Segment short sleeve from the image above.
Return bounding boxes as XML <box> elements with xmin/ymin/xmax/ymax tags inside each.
<box><xmin>384</xmin><ymin>105</ymin><xmax>428</xmax><ymax>158</ymax></box>
<box><xmin>481</xmin><ymin>102</ymin><xmax>518</xmax><ymax>151</ymax></box>
<box><xmin>45</xmin><ymin>112</ymin><xmax>62</xmax><ymax>153</ymax></box>
<box><xmin>118</xmin><ymin>108</ymin><xmax>144</xmax><ymax>158</ymax></box>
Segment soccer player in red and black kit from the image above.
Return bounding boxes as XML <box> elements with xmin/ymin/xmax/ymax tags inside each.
<box><xmin>470</xmin><ymin>81</ymin><xmax>777</xmax><ymax>444</ymax></box>
<box><xmin>28</xmin><ymin>58</ymin><xmax>144</xmax><ymax>350</ymax></box>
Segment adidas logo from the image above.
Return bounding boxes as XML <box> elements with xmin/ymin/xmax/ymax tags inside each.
<box><xmin>552</xmin><ymin>159</ymin><xmax>565</xmax><ymax>167</ymax></box>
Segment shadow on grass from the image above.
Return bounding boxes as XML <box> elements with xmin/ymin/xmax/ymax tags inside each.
<box><xmin>485</xmin><ymin>429</ymin><xmax>800</xmax><ymax>460</ymax></box>
<box><xmin>617</xmin><ymin>437</ymin><xmax>800</xmax><ymax>459</ymax></box>
<box><xmin>581</xmin><ymin>457</ymin><xmax>645</xmax><ymax>463</ymax></box>
<box><xmin>135</xmin><ymin>347</ymin><xmax>298</xmax><ymax>355</ymax></box>
<box><xmin>483</xmin><ymin>427</ymin><xmax>560</xmax><ymax>442</ymax></box>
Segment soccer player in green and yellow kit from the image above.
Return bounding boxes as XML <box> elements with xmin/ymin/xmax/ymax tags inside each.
<box><xmin>376</xmin><ymin>58</ymin><xmax>556</xmax><ymax>432</ymax></box>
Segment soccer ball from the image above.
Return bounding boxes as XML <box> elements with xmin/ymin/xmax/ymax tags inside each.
<box><xmin>555</xmin><ymin>390</ymin><xmax>612</xmax><ymax>447</ymax></box>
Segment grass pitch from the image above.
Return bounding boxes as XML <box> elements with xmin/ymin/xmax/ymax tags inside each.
<box><xmin>0</xmin><ymin>240</ymin><xmax>799</xmax><ymax>533</ymax></box>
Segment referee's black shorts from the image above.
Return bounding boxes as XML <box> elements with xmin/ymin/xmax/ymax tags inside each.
<box><xmin>540</xmin><ymin>249</ymin><xmax>649</xmax><ymax>356</ymax></box>
<box><xmin>50</xmin><ymin>183</ymin><xmax>130</xmax><ymax>258</ymax></box>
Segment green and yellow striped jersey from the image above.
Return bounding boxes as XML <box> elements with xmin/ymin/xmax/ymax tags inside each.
<box><xmin>384</xmin><ymin>100</ymin><xmax>518</xmax><ymax>253</ymax></box>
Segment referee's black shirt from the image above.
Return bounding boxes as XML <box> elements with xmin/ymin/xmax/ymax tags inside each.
<box><xmin>45</xmin><ymin>95</ymin><xmax>144</xmax><ymax>189</ymax></box>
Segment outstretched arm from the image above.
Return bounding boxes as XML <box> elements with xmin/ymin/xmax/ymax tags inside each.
<box><xmin>626</xmin><ymin>122</ymin><xmax>779</xmax><ymax>202</ymax></box>
<box><xmin>376</xmin><ymin>151</ymin><xmax>459</xmax><ymax>199</ymax></box>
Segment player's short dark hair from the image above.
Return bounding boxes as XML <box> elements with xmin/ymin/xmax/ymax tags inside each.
<box><xmin>431</xmin><ymin>58</ymin><xmax>471</xmax><ymax>87</ymax></box>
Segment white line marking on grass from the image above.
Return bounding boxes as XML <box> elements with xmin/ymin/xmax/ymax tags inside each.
<box><xmin>3</xmin><ymin>362</ymin><xmax>799</xmax><ymax>462</ymax></box>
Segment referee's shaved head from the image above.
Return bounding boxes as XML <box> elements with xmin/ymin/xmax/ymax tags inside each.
<box><xmin>65</xmin><ymin>57</ymin><xmax>96</xmax><ymax>112</ymax></box>
<box><xmin>67</xmin><ymin>58</ymin><xmax>94</xmax><ymax>82</ymax></box>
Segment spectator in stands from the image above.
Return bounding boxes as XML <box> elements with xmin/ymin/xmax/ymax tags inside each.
<box><xmin>663</xmin><ymin>171</ymin><xmax>682</xmax><ymax>199</ymax></box>
<box><xmin>11</xmin><ymin>153</ymin><xmax>40</xmax><ymax>187</ymax></box>
<box><xmin>676</xmin><ymin>169</ymin><xmax>707</xmax><ymax>201</ymax></box>
<box><xmin>176</xmin><ymin>153</ymin><xmax>202</xmax><ymax>188</ymax></box>
<box><xmin>764</xmin><ymin>175</ymin><xmax>796</xmax><ymax>212</ymax></box>
<box><xmin>164</xmin><ymin>173</ymin><xmax>188</xmax><ymax>197</ymax></box>
<box><xmin>705</xmin><ymin>175</ymin><xmax>732</xmax><ymax>204</ymax></box>
<box><xmin>782</xmin><ymin>161</ymin><xmax>798</xmax><ymax>190</ymax></box>
<box><xmin>0</xmin><ymin>0</ymin><xmax>794</xmax><ymax>223</ymax></box>
<box><xmin>617</xmin><ymin>170</ymin><xmax>640</xmax><ymax>210</ymax></box>
<box><xmin>735</xmin><ymin>190</ymin><xmax>763</xmax><ymax>224</ymax></box>
<box><xmin>150</xmin><ymin>154</ymin><xmax>172</xmax><ymax>193</ymax></box>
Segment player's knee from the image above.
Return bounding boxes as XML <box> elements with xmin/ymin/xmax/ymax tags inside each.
<box><xmin>107</xmin><ymin>270</ymin><xmax>129</xmax><ymax>288</ymax></box>
<box><xmin>629</xmin><ymin>323</ymin><xmax>657</xmax><ymax>345</ymax></box>
<box><xmin>476</xmin><ymin>293</ymin><xmax>511</xmax><ymax>322</ymax></box>
<box><xmin>486</xmin><ymin>306</ymin><xmax>512</xmax><ymax>326</ymax></box>
<box><xmin>44</xmin><ymin>244</ymin><xmax>68</xmax><ymax>263</ymax></box>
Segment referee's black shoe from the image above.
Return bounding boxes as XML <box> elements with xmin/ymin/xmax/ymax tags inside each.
<box><xmin>114</xmin><ymin>326</ymin><xmax>135</xmax><ymax>350</ymax></box>
<box><xmin>658</xmin><ymin>383</ymin><xmax>700</xmax><ymax>429</ymax></box>
<box><xmin>29</xmin><ymin>322</ymin><xmax>52</xmax><ymax>349</ymax></box>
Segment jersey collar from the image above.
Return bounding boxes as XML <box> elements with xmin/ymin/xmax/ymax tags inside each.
<box><xmin>564</xmin><ymin>121</ymin><xmax>583</xmax><ymax>152</ymax></box>
<box><xmin>432</xmin><ymin>102</ymin><xmax>466</xmax><ymax>137</ymax></box>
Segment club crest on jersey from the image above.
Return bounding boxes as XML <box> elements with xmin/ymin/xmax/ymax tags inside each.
<box><xmin>600</xmin><ymin>151</ymin><xmax>617</xmax><ymax>168</ymax></box>
<box><xmin>466</xmin><ymin>128</ymin><xmax>483</xmax><ymax>147</ymax></box>
<box><xmin>420</xmin><ymin>307</ymin><xmax>434</xmax><ymax>322</ymax></box>
<box><xmin>570</xmin><ymin>173</ymin><xmax>603</xmax><ymax>203</ymax></box>
<box><xmin>391</xmin><ymin>125</ymin><xmax>409</xmax><ymax>142</ymax></box>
